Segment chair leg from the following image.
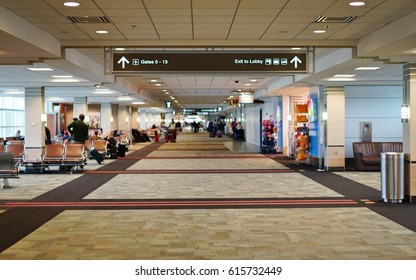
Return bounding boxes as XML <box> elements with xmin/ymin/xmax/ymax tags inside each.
<box><xmin>1</xmin><ymin>178</ymin><xmax>10</xmax><ymax>189</ymax></box>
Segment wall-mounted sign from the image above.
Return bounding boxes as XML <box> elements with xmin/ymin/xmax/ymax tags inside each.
<box><xmin>112</xmin><ymin>52</ymin><xmax>307</xmax><ymax>73</ymax></box>
<box><xmin>165</xmin><ymin>101</ymin><xmax>172</xmax><ymax>108</ymax></box>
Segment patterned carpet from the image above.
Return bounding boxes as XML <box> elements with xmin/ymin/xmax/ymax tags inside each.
<box><xmin>0</xmin><ymin>131</ymin><xmax>415</xmax><ymax>259</ymax></box>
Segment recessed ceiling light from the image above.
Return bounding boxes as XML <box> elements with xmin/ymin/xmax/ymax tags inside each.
<box><xmin>94</xmin><ymin>88</ymin><xmax>113</xmax><ymax>94</ymax></box>
<box><xmin>245</xmin><ymin>83</ymin><xmax>252</xmax><ymax>86</ymax></box>
<box><xmin>132</xmin><ymin>101</ymin><xmax>146</xmax><ymax>105</ymax></box>
<box><xmin>3</xmin><ymin>89</ymin><xmax>24</xmax><ymax>95</ymax></box>
<box><xmin>355</xmin><ymin>67</ymin><xmax>380</xmax><ymax>70</ymax></box>
<box><xmin>51</xmin><ymin>75</ymin><xmax>73</xmax><ymax>78</ymax></box>
<box><xmin>155</xmin><ymin>83</ymin><xmax>162</xmax><ymax>86</ymax></box>
<box><xmin>349</xmin><ymin>2</ymin><xmax>366</xmax><ymax>7</ymax></box>
<box><xmin>118</xmin><ymin>96</ymin><xmax>133</xmax><ymax>100</ymax></box>
<box><xmin>334</xmin><ymin>74</ymin><xmax>356</xmax><ymax>78</ymax></box>
<box><xmin>291</xmin><ymin>47</ymin><xmax>302</xmax><ymax>50</ymax></box>
<box><xmin>64</xmin><ymin>2</ymin><xmax>80</xmax><ymax>7</ymax></box>
<box><xmin>150</xmin><ymin>79</ymin><xmax>158</xmax><ymax>83</ymax></box>
<box><xmin>96</xmin><ymin>30</ymin><xmax>108</xmax><ymax>34</ymax></box>
<box><xmin>114</xmin><ymin>48</ymin><xmax>125</xmax><ymax>51</ymax></box>
<box><xmin>51</xmin><ymin>79</ymin><xmax>80</xmax><ymax>83</ymax></box>
<box><xmin>328</xmin><ymin>78</ymin><xmax>355</xmax><ymax>82</ymax></box>
<box><xmin>250</xmin><ymin>79</ymin><xmax>257</xmax><ymax>82</ymax></box>
<box><xmin>26</xmin><ymin>67</ymin><xmax>54</xmax><ymax>71</ymax></box>
<box><xmin>314</xmin><ymin>30</ymin><xmax>327</xmax><ymax>34</ymax></box>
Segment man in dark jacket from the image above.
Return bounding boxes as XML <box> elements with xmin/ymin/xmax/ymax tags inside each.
<box><xmin>67</xmin><ymin>114</ymin><xmax>89</xmax><ymax>144</ymax></box>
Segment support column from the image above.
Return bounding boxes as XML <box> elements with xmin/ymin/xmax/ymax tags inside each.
<box><xmin>73</xmin><ymin>97</ymin><xmax>88</xmax><ymax>119</ymax></box>
<box><xmin>282</xmin><ymin>95</ymin><xmax>291</xmax><ymax>156</ymax></box>
<box><xmin>100</xmin><ymin>102</ymin><xmax>112</xmax><ymax>136</ymax></box>
<box><xmin>138</xmin><ymin>109</ymin><xmax>148</xmax><ymax>130</ymax></box>
<box><xmin>117</xmin><ymin>106</ymin><xmax>128</xmax><ymax>134</ymax></box>
<box><xmin>324</xmin><ymin>86</ymin><xmax>345</xmax><ymax>171</ymax></box>
<box><xmin>132</xmin><ymin>108</ymin><xmax>139</xmax><ymax>129</ymax></box>
<box><xmin>403</xmin><ymin>63</ymin><xmax>416</xmax><ymax>201</ymax></box>
<box><xmin>24</xmin><ymin>87</ymin><xmax>45</xmax><ymax>162</ymax></box>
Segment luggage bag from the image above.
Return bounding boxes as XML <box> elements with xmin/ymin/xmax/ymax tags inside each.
<box><xmin>90</xmin><ymin>148</ymin><xmax>104</xmax><ymax>164</ymax></box>
<box><xmin>117</xmin><ymin>144</ymin><xmax>126</xmax><ymax>157</ymax></box>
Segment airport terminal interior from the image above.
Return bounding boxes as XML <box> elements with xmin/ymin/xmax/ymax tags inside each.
<box><xmin>1</xmin><ymin>0</ymin><xmax>416</xmax><ymax>260</ymax></box>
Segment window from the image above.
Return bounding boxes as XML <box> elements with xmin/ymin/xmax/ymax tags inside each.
<box><xmin>0</xmin><ymin>96</ymin><xmax>25</xmax><ymax>138</ymax></box>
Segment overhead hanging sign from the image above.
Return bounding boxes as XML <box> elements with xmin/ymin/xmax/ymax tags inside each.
<box><xmin>112</xmin><ymin>52</ymin><xmax>307</xmax><ymax>73</ymax></box>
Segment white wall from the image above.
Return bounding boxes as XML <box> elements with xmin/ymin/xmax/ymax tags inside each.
<box><xmin>244</xmin><ymin>105</ymin><xmax>261</xmax><ymax>146</ymax></box>
<box><xmin>345</xmin><ymin>85</ymin><xmax>402</xmax><ymax>157</ymax></box>
<box><xmin>244</xmin><ymin>99</ymin><xmax>277</xmax><ymax>147</ymax></box>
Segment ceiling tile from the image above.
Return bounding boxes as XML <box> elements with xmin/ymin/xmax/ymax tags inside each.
<box><xmin>239</xmin><ymin>0</ymin><xmax>287</xmax><ymax>9</ymax></box>
<box><xmin>147</xmin><ymin>9</ymin><xmax>191</xmax><ymax>17</ymax></box>
<box><xmin>192</xmin><ymin>0</ymin><xmax>239</xmax><ymax>9</ymax></box>
<box><xmin>10</xmin><ymin>8</ymin><xmax>61</xmax><ymax>17</ymax></box>
<box><xmin>143</xmin><ymin>0</ymin><xmax>191</xmax><ymax>9</ymax></box>
<box><xmin>102</xmin><ymin>9</ymin><xmax>148</xmax><ymax>17</ymax></box>
<box><xmin>95</xmin><ymin>0</ymin><xmax>144</xmax><ymax>9</ymax></box>
<box><xmin>192</xmin><ymin>9</ymin><xmax>236</xmax><ymax>17</ymax></box>
<box><xmin>0</xmin><ymin>0</ymin><xmax>48</xmax><ymax>8</ymax></box>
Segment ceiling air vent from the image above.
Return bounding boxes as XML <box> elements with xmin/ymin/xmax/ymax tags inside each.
<box><xmin>314</xmin><ymin>16</ymin><xmax>358</xmax><ymax>23</ymax></box>
<box><xmin>67</xmin><ymin>16</ymin><xmax>111</xmax><ymax>23</ymax></box>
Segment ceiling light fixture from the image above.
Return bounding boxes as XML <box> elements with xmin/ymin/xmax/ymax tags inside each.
<box><xmin>349</xmin><ymin>2</ymin><xmax>366</xmax><ymax>7</ymax></box>
<box><xmin>328</xmin><ymin>78</ymin><xmax>355</xmax><ymax>82</ymax></box>
<box><xmin>51</xmin><ymin>79</ymin><xmax>80</xmax><ymax>83</ymax></box>
<box><xmin>355</xmin><ymin>67</ymin><xmax>380</xmax><ymax>70</ymax></box>
<box><xmin>48</xmin><ymin>97</ymin><xmax>64</xmax><ymax>101</ymax></box>
<box><xmin>51</xmin><ymin>75</ymin><xmax>74</xmax><ymax>78</ymax></box>
<box><xmin>334</xmin><ymin>74</ymin><xmax>356</xmax><ymax>78</ymax></box>
<box><xmin>26</xmin><ymin>67</ymin><xmax>53</xmax><ymax>71</ymax></box>
<box><xmin>64</xmin><ymin>2</ymin><xmax>80</xmax><ymax>7</ymax></box>
<box><xmin>118</xmin><ymin>95</ymin><xmax>133</xmax><ymax>101</ymax></box>
<box><xmin>314</xmin><ymin>30</ymin><xmax>327</xmax><ymax>34</ymax></box>
<box><xmin>3</xmin><ymin>89</ymin><xmax>24</xmax><ymax>95</ymax></box>
<box><xmin>96</xmin><ymin>30</ymin><xmax>108</xmax><ymax>34</ymax></box>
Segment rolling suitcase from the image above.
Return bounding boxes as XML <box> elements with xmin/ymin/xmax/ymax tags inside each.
<box><xmin>89</xmin><ymin>148</ymin><xmax>104</xmax><ymax>164</ymax></box>
<box><xmin>117</xmin><ymin>144</ymin><xmax>126</xmax><ymax>157</ymax></box>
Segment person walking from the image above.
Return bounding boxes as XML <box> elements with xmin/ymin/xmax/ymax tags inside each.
<box><xmin>67</xmin><ymin>114</ymin><xmax>89</xmax><ymax>144</ymax></box>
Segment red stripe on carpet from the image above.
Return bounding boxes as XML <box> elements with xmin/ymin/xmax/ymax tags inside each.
<box><xmin>118</xmin><ymin>155</ymin><xmax>268</xmax><ymax>160</ymax></box>
<box><xmin>83</xmin><ymin>169</ymin><xmax>294</xmax><ymax>174</ymax></box>
<box><xmin>3</xmin><ymin>199</ymin><xmax>357</xmax><ymax>208</ymax></box>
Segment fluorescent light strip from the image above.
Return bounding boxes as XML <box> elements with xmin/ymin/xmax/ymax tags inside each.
<box><xmin>27</xmin><ymin>67</ymin><xmax>53</xmax><ymax>71</ymax></box>
<box><xmin>355</xmin><ymin>67</ymin><xmax>380</xmax><ymax>70</ymax></box>
<box><xmin>328</xmin><ymin>78</ymin><xmax>356</xmax><ymax>82</ymax></box>
<box><xmin>334</xmin><ymin>74</ymin><xmax>356</xmax><ymax>78</ymax></box>
<box><xmin>51</xmin><ymin>79</ymin><xmax>80</xmax><ymax>83</ymax></box>
<box><xmin>51</xmin><ymin>75</ymin><xmax>74</xmax><ymax>78</ymax></box>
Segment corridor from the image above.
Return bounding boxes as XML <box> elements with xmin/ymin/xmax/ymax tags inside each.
<box><xmin>0</xmin><ymin>131</ymin><xmax>415</xmax><ymax>260</ymax></box>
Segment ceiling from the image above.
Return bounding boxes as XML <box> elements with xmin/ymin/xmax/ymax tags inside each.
<box><xmin>0</xmin><ymin>0</ymin><xmax>415</xmax><ymax>110</ymax></box>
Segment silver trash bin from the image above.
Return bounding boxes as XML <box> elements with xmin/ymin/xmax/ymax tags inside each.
<box><xmin>381</xmin><ymin>152</ymin><xmax>404</xmax><ymax>203</ymax></box>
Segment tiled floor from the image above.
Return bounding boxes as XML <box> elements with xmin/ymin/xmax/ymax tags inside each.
<box><xmin>0</xmin><ymin>131</ymin><xmax>415</xmax><ymax>260</ymax></box>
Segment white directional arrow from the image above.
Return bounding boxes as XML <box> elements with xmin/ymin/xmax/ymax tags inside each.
<box><xmin>290</xmin><ymin>56</ymin><xmax>302</xmax><ymax>69</ymax></box>
<box><xmin>117</xmin><ymin>56</ymin><xmax>130</xmax><ymax>69</ymax></box>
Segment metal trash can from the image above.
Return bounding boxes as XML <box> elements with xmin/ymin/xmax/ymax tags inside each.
<box><xmin>381</xmin><ymin>152</ymin><xmax>404</xmax><ymax>203</ymax></box>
